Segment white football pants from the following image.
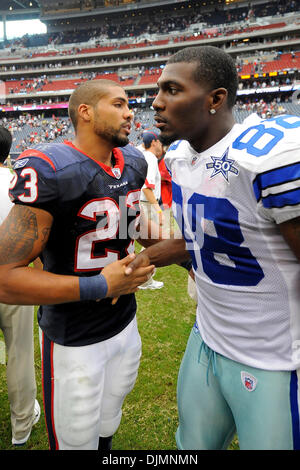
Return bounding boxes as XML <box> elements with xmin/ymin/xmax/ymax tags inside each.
<box><xmin>40</xmin><ymin>316</ymin><xmax>141</xmax><ymax>450</ymax></box>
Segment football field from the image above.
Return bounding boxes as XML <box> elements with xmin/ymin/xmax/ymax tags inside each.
<box><xmin>0</xmin><ymin>255</ymin><xmax>239</xmax><ymax>450</ymax></box>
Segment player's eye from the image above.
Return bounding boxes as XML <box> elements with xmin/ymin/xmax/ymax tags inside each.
<box><xmin>168</xmin><ymin>87</ymin><xmax>178</xmax><ymax>95</ymax></box>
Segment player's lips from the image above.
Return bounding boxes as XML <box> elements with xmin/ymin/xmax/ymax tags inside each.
<box><xmin>155</xmin><ymin>122</ymin><xmax>167</xmax><ymax>130</ymax></box>
<box><xmin>121</xmin><ymin>123</ymin><xmax>131</xmax><ymax>134</ymax></box>
<box><xmin>154</xmin><ymin>115</ymin><xmax>168</xmax><ymax>130</ymax></box>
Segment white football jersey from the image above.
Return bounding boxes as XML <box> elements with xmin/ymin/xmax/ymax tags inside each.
<box><xmin>140</xmin><ymin>149</ymin><xmax>161</xmax><ymax>201</ymax></box>
<box><xmin>165</xmin><ymin>113</ymin><xmax>300</xmax><ymax>371</ymax></box>
<box><xmin>0</xmin><ymin>167</ymin><xmax>14</xmax><ymax>223</ymax></box>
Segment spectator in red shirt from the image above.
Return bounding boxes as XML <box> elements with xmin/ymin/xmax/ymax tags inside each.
<box><xmin>158</xmin><ymin>149</ymin><xmax>172</xmax><ymax>209</ymax></box>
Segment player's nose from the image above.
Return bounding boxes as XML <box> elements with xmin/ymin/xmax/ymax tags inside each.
<box><xmin>152</xmin><ymin>91</ymin><xmax>165</xmax><ymax>111</ymax></box>
<box><xmin>124</xmin><ymin>107</ymin><xmax>133</xmax><ymax>120</ymax></box>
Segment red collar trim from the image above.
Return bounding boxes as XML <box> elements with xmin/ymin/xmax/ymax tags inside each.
<box><xmin>64</xmin><ymin>140</ymin><xmax>125</xmax><ymax>179</ymax></box>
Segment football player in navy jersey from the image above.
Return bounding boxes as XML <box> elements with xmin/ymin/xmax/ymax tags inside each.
<box><xmin>128</xmin><ymin>46</ymin><xmax>300</xmax><ymax>450</ymax></box>
<box><xmin>0</xmin><ymin>79</ymin><xmax>155</xmax><ymax>450</ymax></box>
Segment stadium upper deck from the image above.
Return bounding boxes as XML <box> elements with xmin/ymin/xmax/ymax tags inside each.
<box><xmin>0</xmin><ymin>0</ymin><xmax>299</xmax><ymax>113</ymax></box>
<box><xmin>1</xmin><ymin>0</ymin><xmax>299</xmax><ymax>48</ymax></box>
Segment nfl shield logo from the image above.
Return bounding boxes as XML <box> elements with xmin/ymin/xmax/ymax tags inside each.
<box><xmin>241</xmin><ymin>371</ymin><xmax>257</xmax><ymax>392</ymax></box>
<box><xmin>112</xmin><ymin>168</ymin><xmax>121</xmax><ymax>179</ymax></box>
<box><xmin>245</xmin><ymin>377</ymin><xmax>253</xmax><ymax>390</ymax></box>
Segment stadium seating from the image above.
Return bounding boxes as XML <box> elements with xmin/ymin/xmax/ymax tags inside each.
<box><xmin>239</xmin><ymin>53</ymin><xmax>300</xmax><ymax>76</ymax></box>
<box><xmin>4</xmin><ymin>99</ymin><xmax>300</xmax><ymax>157</ymax></box>
<box><xmin>0</xmin><ymin>0</ymin><xmax>299</xmax><ymax>160</ymax></box>
<box><xmin>138</xmin><ymin>69</ymin><xmax>162</xmax><ymax>85</ymax></box>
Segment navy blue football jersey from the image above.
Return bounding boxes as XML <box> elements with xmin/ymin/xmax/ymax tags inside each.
<box><xmin>10</xmin><ymin>141</ymin><xmax>148</xmax><ymax>346</ymax></box>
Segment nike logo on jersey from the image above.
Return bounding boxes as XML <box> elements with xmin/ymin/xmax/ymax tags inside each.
<box><xmin>206</xmin><ymin>147</ymin><xmax>239</xmax><ymax>182</ymax></box>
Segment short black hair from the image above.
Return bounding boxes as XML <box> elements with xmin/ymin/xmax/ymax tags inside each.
<box><xmin>0</xmin><ymin>126</ymin><xmax>12</xmax><ymax>164</ymax></box>
<box><xmin>68</xmin><ymin>79</ymin><xmax>123</xmax><ymax>131</ymax></box>
<box><xmin>167</xmin><ymin>45</ymin><xmax>238</xmax><ymax>108</ymax></box>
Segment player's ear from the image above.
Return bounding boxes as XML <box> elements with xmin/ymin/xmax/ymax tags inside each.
<box><xmin>77</xmin><ymin>103</ymin><xmax>93</xmax><ymax>124</ymax></box>
<box><xmin>208</xmin><ymin>88</ymin><xmax>228</xmax><ymax>113</ymax></box>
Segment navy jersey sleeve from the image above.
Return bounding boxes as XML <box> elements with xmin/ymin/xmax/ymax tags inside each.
<box><xmin>9</xmin><ymin>149</ymin><xmax>59</xmax><ymax>217</ymax></box>
<box><xmin>120</xmin><ymin>144</ymin><xmax>148</xmax><ymax>185</ymax></box>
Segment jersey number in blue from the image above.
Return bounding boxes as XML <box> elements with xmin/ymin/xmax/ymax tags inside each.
<box><xmin>232</xmin><ymin>115</ymin><xmax>300</xmax><ymax>157</ymax></box>
<box><xmin>183</xmin><ymin>193</ymin><xmax>264</xmax><ymax>286</ymax></box>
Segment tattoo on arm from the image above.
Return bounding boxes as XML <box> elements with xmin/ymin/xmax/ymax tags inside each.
<box><xmin>41</xmin><ymin>227</ymin><xmax>51</xmax><ymax>250</ymax></box>
<box><xmin>0</xmin><ymin>206</ymin><xmax>39</xmax><ymax>265</ymax></box>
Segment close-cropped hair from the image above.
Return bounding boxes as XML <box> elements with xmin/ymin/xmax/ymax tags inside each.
<box><xmin>167</xmin><ymin>45</ymin><xmax>238</xmax><ymax>108</ymax></box>
<box><xmin>68</xmin><ymin>79</ymin><xmax>122</xmax><ymax>130</ymax></box>
<box><xmin>0</xmin><ymin>126</ymin><xmax>12</xmax><ymax>164</ymax></box>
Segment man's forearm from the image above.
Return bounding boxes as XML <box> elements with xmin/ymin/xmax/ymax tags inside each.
<box><xmin>142</xmin><ymin>188</ymin><xmax>160</xmax><ymax>209</ymax></box>
<box><xmin>137</xmin><ymin>237</ymin><xmax>189</xmax><ymax>267</ymax></box>
<box><xmin>278</xmin><ymin>216</ymin><xmax>300</xmax><ymax>262</ymax></box>
<box><xmin>0</xmin><ymin>253</ymin><xmax>155</xmax><ymax>306</ymax></box>
<box><xmin>0</xmin><ymin>265</ymin><xmax>80</xmax><ymax>305</ymax></box>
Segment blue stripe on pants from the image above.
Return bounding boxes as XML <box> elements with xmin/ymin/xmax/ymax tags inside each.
<box><xmin>290</xmin><ymin>371</ymin><xmax>300</xmax><ymax>450</ymax></box>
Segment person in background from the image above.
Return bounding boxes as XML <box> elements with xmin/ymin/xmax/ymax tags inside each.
<box><xmin>138</xmin><ymin>129</ymin><xmax>164</xmax><ymax>290</ymax></box>
<box><xmin>158</xmin><ymin>145</ymin><xmax>172</xmax><ymax>211</ymax></box>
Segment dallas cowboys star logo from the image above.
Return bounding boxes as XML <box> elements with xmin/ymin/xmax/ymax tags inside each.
<box><xmin>206</xmin><ymin>147</ymin><xmax>239</xmax><ymax>182</ymax></box>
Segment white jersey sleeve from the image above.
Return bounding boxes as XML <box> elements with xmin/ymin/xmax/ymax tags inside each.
<box><xmin>248</xmin><ymin>115</ymin><xmax>300</xmax><ymax>224</ymax></box>
<box><xmin>0</xmin><ymin>168</ymin><xmax>14</xmax><ymax>222</ymax></box>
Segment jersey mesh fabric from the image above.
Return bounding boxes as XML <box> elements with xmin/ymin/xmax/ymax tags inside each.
<box><xmin>165</xmin><ymin>113</ymin><xmax>300</xmax><ymax>370</ymax></box>
<box><xmin>10</xmin><ymin>142</ymin><xmax>148</xmax><ymax>346</ymax></box>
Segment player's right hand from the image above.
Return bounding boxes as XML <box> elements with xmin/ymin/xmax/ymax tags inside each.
<box><xmin>124</xmin><ymin>251</ymin><xmax>150</xmax><ymax>276</ymax></box>
<box><xmin>101</xmin><ymin>253</ymin><xmax>155</xmax><ymax>299</ymax></box>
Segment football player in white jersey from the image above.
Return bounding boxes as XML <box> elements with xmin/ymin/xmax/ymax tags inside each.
<box><xmin>128</xmin><ymin>45</ymin><xmax>300</xmax><ymax>449</ymax></box>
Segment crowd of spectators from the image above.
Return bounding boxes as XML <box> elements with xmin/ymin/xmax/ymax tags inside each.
<box><xmin>0</xmin><ymin>91</ymin><xmax>299</xmax><ymax>158</ymax></box>
<box><xmin>235</xmin><ymin>97</ymin><xmax>288</xmax><ymax>117</ymax></box>
<box><xmin>1</xmin><ymin>35</ymin><xmax>298</xmax><ymax>76</ymax></box>
<box><xmin>7</xmin><ymin>76</ymin><xmax>50</xmax><ymax>95</ymax></box>
<box><xmin>238</xmin><ymin>74</ymin><xmax>297</xmax><ymax>90</ymax></box>
<box><xmin>0</xmin><ymin>0</ymin><xmax>298</xmax><ymax>143</ymax></box>
<box><xmin>0</xmin><ymin>49</ymin><xmax>172</xmax><ymax>75</ymax></box>
<box><xmin>0</xmin><ymin>114</ymin><xmax>73</xmax><ymax>152</ymax></box>
<box><xmin>1</xmin><ymin>0</ymin><xmax>299</xmax><ymax>50</ymax></box>
<box><xmin>2</xmin><ymin>52</ymin><xmax>298</xmax><ymax>99</ymax></box>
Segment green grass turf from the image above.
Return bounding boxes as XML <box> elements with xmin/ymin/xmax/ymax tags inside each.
<box><xmin>0</xmin><ymin>258</ymin><xmax>239</xmax><ymax>450</ymax></box>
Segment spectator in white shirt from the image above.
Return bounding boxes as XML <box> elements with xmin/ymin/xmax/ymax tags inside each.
<box><xmin>138</xmin><ymin>129</ymin><xmax>164</xmax><ymax>290</ymax></box>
